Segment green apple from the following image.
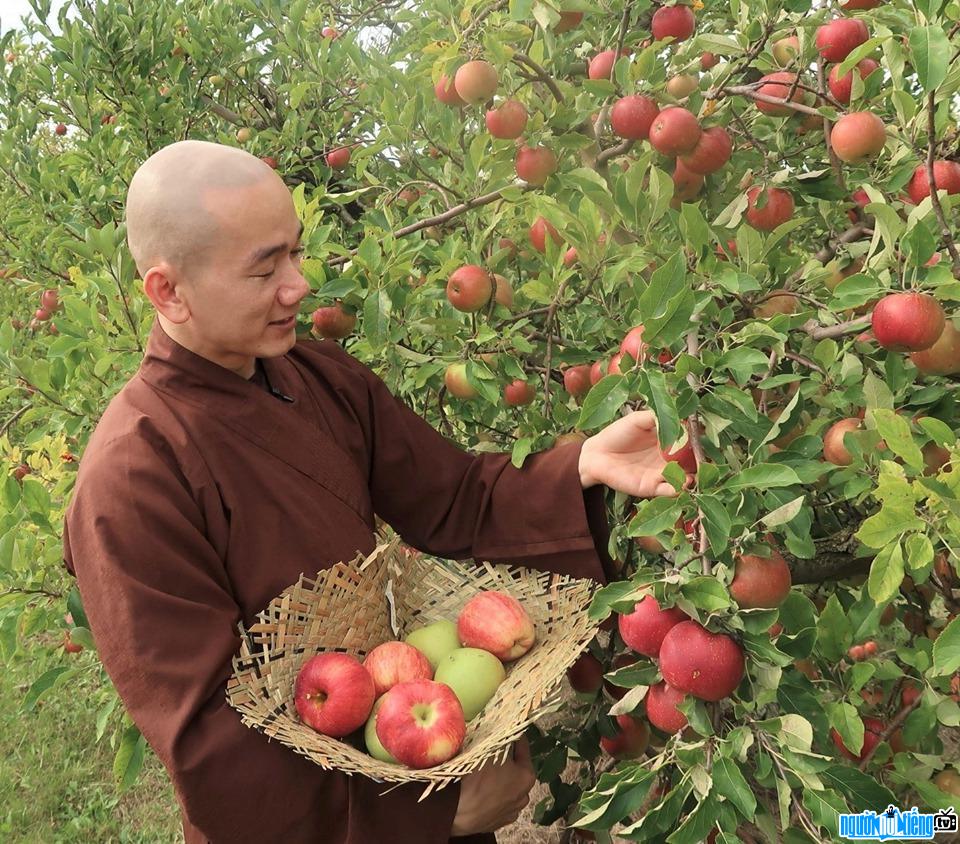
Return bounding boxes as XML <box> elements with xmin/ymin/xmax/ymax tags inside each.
<box><xmin>364</xmin><ymin>696</ymin><xmax>398</xmax><ymax>763</ymax></box>
<box><xmin>404</xmin><ymin>619</ymin><xmax>460</xmax><ymax>671</ymax></box>
<box><xmin>434</xmin><ymin>648</ymin><xmax>506</xmax><ymax>721</ymax></box>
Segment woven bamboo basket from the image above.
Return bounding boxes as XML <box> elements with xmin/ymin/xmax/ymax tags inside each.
<box><xmin>226</xmin><ymin>533</ymin><xmax>600</xmax><ymax>798</ymax></box>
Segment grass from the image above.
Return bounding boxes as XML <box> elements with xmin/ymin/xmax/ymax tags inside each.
<box><xmin>0</xmin><ymin>634</ymin><xmax>182</xmax><ymax>843</ymax></box>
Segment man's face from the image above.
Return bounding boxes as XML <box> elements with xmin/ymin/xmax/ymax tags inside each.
<box><xmin>175</xmin><ymin>177</ymin><xmax>311</xmax><ymax>378</ymax></box>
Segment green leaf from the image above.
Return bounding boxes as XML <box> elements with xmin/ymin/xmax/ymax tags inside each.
<box><xmin>827</xmin><ymin>701</ymin><xmax>863</xmax><ymax>756</ymax></box>
<box><xmin>578</xmin><ymin>375</ymin><xmax>629</xmax><ymax>430</ymax></box>
<box><xmin>511</xmin><ymin>437</ymin><xmax>535</xmax><ymax>468</ymax></box>
<box><xmin>932</xmin><ymin>615</ymin><xmax>960</xmax><ymax>676</ymax></box>
<box><xmin>867</xmin><ymin>540</ymin><xmax>905</xmax><ymax>604</ymax></box>
<box><xmin>712</xmin><ymin>757</ymin><xmax>757</xmax><ymax>820</ymax></box>
<box><xmin>904</xmin><ymin>533</ymin><xmax>934</xmax><ymax>572</ymax></box>
<box><xmin>868</xmin><ymin>409</ymin><xmax>923</xmax><ymax>470</ymax></box>
<box><xmin>909</xmin><ymin>25</ymin><xmax>950</xmax><ymax>92</ymax></box>
<box><xmin>628</xmin><ymin>497</ymin><xmax>683</xmax><ymax>536</ymax></box>
<box><xmin>821</xmin><ymin>765</ymin><xmax>898</xmax><ymax>813</ymax></box>
<box><xmin>641</xmin><ymin>370</ymin><xmax>681</xmax><ymax>448</ymax></box>
<box><xmin>722</xmin><ymin>464</ymin><xmax>801</xmax><ymax>492</ymax></box>
<box><xmin>857</xmin><ymin>501</ymin><xmax>922</xmax><ymax>548</ymax></box>
<box><xmin>698</xmin><ymin>494</ymin><xmax>732</xmax><ymax>555</ymax></box>
<box><xmin>680</xmin><ymin>576</ymin><xmax>732</xmax><ymax>612</ymax></box>
<box><xmin>762</xmin><ymin>496</ymin><xmax>804</xmax><ymax>528</ymax></box>
<box><xmin>113</xmin><ymin>724</ymin><xmax>147</xmax><ymax>791</ymax></box>
<box><xmin>66</xmin><ymin>586</ymin><xmax>89</xmax><ymax>630</ymax></box>
<box><xmin>21</xmin><ymin>666</ymin><xmax>70</xmax><ymax>713</ymax></box>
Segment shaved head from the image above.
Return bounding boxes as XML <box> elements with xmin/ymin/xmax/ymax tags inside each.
<box><xmin>125</xmin><ymin>139</ymin><xmax>280</xmax><ymax>282</ymax></box>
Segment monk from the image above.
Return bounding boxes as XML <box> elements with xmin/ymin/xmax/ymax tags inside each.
<box><xmin>62</xmin><ymin>140</ymin><xmax>677</xmax><ymax>843</ymax></box>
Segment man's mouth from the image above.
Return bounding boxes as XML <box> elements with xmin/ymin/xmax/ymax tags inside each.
<box><xmin>270</xmin><ymin>316</ymin><xmax>295</xmax><ymax>326</ymax></box>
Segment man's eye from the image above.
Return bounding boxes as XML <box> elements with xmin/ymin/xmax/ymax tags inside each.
<box><xmin>254</xmin><ymin>248</ymin><xmax>305</xmax><ymax>277</ymax></box>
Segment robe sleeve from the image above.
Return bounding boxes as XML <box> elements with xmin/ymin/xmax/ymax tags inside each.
<box><xmin>62</xmin><ymin>429</ymin><xmax>461</xmax><ymax>844</ymax></box>
<box><xmin>324</xmin><ymin>345</ymin><xmax>615</xmax><ymax>583</ymax></box>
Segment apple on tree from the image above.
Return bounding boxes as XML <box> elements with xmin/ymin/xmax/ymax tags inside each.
<box><xmin>515</xmin><ymin>145</ymin><xmax>558</xmax><ymax>186</ymax></box>
<box><xmin>446</xmin><ymin>265</ymin><xmax>493</xmax><ymax>312</ymax></box>
<box><xmin>659</xmin><ymin>621</ymin><xmax>745</xmax><ymax>701</ymax></box>
<box><xmin>651</xmin><ymin>5</ymin><xmax>696</xmax><ymax>43</ymax></box>
<box><xmin>454</xmin><ymin>60</ymin><xmax>498</xmax><ymax>105</ymax></box>
<box><xmin>600</xmin><ymin>714</ymin><xmax>651</xmax><ymax>759</ymax></box>
<box><xmin>871</xmin><ymin>292</ymin><xmax>945</xmax><ymax>352</ymax></box>
<box><xmin>312</xmin><ymin>304</ymin><xmax>356</xmax><ymax>339</ymax></box>
<box><xmin>729</xmin><ymin>543</ymin><xmax>793</xmax><ymax>608</ymax></box>
<box><xmin>645</xmin><ymin>681</ymin><xmax>689</xmax><ymax>734</ymax></box>
<box><xmin>485</xmin><ymin>99</ymin><xmax>528</xmax><ymax>139</ymax></box>
<box><xmin>566</xmin><ymin>650</ymin><xmax>604</xmax><ymax>695</ymax></box>
<box><xmin>618</xmin><ymin>595</ymin><xmax>688</xmax><ymax>658</ymax></box>
<box><xmin>529</xmin><ymin>216</ymin><xmax>563</xmax><ymax>253</ymax></box>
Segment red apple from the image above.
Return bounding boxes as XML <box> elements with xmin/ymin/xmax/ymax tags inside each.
<box><xmin>516</xmin><ymin>145</ymin><xmax>558</xmax><ymax>186</ymax></box>
<box><xmin>659</xmin><ymin>621</ymin><xmax>745</xmax><ymax>701</ymax></box>
<box><xmin>12</xmin><ymin>463</ymin><xmax>30</xmax><ymax>482</ymax></box>
<box><xmin>321</xmin><ymin>26</ymin><xmax>339</xmax><ymax>39</ymax></box>
<box><xmin>901</xmin><ymin>682</ymin><xmax>922</xmax><ymax>709</ymax></box>
<box><xmin>504</xmin><ymin>379</ymin><xmax>536</xmax><ymax>406</ymax></box>
<box><xmin>260</xmin><ymin>155</ymin><xmax>278</xmax><ymax>169</ymax></box>
<box><xmin>40</xmin><ymin>289</ymin><xmax>59</xmax><ymax>312</ymax></box>
<box><xmin>620</xmin><ymin>324</ymin><xmax>648</xmax><ymax>363</ymax></box>
<box><xmin>816</xmin><ymin>18</ymin><xmax>869</xmax><ymax>63</ymax></box>
<box><xmin>588</xmin><ymin>49</ymin><xmax>629</xmax><ymax>80</ymax></box>
<box><xmin>649</xmin><ymin>107</ymin><xmax>701</xmax><ymax>156</ymax></box>
<box><xmin>753</xmin><ymin>289</ymin><xmax>797</xmax><ymax>318</ymax></box>
<box><xmin>325</xmin><ymin>146</ymin><xmax>351</xmax><ymax>169</ymax></box>
<box><xmin>554</xmin><ymin>10</ymin><xmax>583</xmax><ymax>33</ymax></box>
<box><xmin>660</xmin><ymin>420</ymin><xmax>698</xmax><ymax>472</ymax></box>
<box><xmin>311</xmin><ymin>304</ymin><xmax>355</xmax><ymax>339</ymax></box>
<box><xmin>35</xmin><ymin>308</ymin><xmax>51</xmax><ymax>322</ymax></box>
<box><xmin>435</xmin><ymin>74</ymin><xmax>466</xmax><ymax>106</ymax></box>
<box><xmin>63</xmin><ymin>631</ymin><xmax>83</xmax><ymax>654</ymax></box>
<box><xmin>363</xmin><ymin>641</ymin><xmax>434</xmax><ymax>697</ymax></box>
<box><xmin>828</xmin><ymin>59</ymin><xmax>880</xmax><ymax>105</ymax></box>
<box><xmin>446</xmin><ymin>265</ymin><xmax>493</xmax><ymax>312</ymax></box>
<box><xmin>872</xmin><ymin>292</ymin><xmax>945</xmax><ymax>352</ymax></box>
<box><xmin>610</xmin><ymin>94</ymin><xmax>659</xmax><ymax>140</ymax></box>
<box><xmin>375</xmin><ymin>679</ymin><xmax>466</xmax><ymax>768</ymax></box>
<box><xmin>492</xmin><ymin>273</ymin><xmax>513</xmax><ymax>308</ymax></box>
<box><xmin>618</xmin><ymin>595</ymin><xmax>688</xmax><ymax>658</ymax></box>
<box><xmin>730</xmin><ymin>546</ymin><xmax>792</xmax><ymax>608</ymax></box>
<box><xmin>454</xmin><ymin>60</ymin><xmax>499</xmax><ymax>105</ymax></box>
<box><xmin>645</xmin><ymin>681</ymin><xmax>689</xmax><ymax>733</ymax></box>
<box><xmin>567</xmin><ymin>651</ymin><xmax>604</xmax><ymax>694</ymax></box>
<box><xmin>589</xmin><ymin>359</ymin><xmax>606</xmax><ymax>385</ymax></box>
<box><xmin>830</xmin><ymin>112</ymin><xmax>886</xmax><ymax>163</ymax></box>
<box><xmin>823</xmin><ymin>417</ymin><xmax>863</xmax><ymax>466</ymax></box>
<box><xmin>294</xmin><ymin>652</ymin><xmax>376</xmax><ymax>737</ymax></box>
<box><xmin>458</xmin><ymin>590</ymin><xmax>536</xmax><ymax>661</ymax></box>
<box><xmin>529</xmin><ymin>216</ymin><xmax>562</xmax><ymax>253</ymax></box>
<box><xmin>700</xmin><ymin>51</ymin><xmax>718</xmax><ymax>70</ymax></box>
<box><xmin>55</xmin><ymin>122</ymin><xmax>67</xmax><ymax>136</ymax></box>
<box><xmin>907</xmin><ymin>160</ymin><xmax>960</xmax><ymax>203</ymax></box>
<box><xmin>563</xmin><ymin>364</ymin><xmax>593</xmax><ymax>398</ymax></box>
<box><xmin>444</xmin><ymin>363</ymin><xmax>478</xmax><ymax>399</ymax></box>
<box><xmin>771</xmin><ymin>36</ymin><xmax>800</xmax><ymax>67</ymax></box>
<box><xmin>755</xmin><ymin>72</ymin><xmax>806</xmax><ymax>116</ymax></box>
<box><xmin>651</xmin><ymin>5</ymin><xmax>696</xmax><ymax>42</ymax></box>
<box><xmin>679</xmin><ymin>126</ymin><xmax>732</xmax><ymax>174</ymax></box>
<box><xmin>745</xmin><ymin>186</ymin><xmax>795</xmax><ymax>231</ymax></box>
<box><xmin>672</xmin><ymin>159</ymin><xmax>703</xmax><ymax>202</ymax></box>
<box><xmin>563</xmin><ymin>246</ymin><xmax>579</xmax><ymax>267</ymax></box>
<box><xmin>600</xmin><ymin>714</ymin><xmax>651</xmax><ymax>759</ymax></box>
<box><xmin>485</xmin><ymin>99</ymin><xmax>528</xmax><ymax>139</ymax></box>
<box><xmin>910</xmin><ymin>320</ymin><xmax>960</xmax><ymax>374</ymax></box>
<box><xmin>842</xmin><ymin>0</ymin><xmax>881</xmax><ymax>8</ymax></box>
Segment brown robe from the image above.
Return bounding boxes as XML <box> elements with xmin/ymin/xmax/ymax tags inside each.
<box><xmin>62</xmin><ymin>319</ymin><xmax>614</xmax><ymax>844</ymax></box>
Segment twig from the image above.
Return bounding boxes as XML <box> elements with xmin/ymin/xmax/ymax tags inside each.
<box><xmin>925</xmin><ymin>91</ymin><xmax>960</xmax><ymax>277</ymax></box>
<box><xmin>0</xmin><ymin>405</ymin><xmax>29</xmax><ymax>438</ymax></box>
<box><xmin>801</xmin><ymin>314</ymin><xmax>871</xmax><ymax>340</ymax></box>
<box><xmin>858</xmin><ymin>696</ymin><xmax>921</xmax><ymax>769</ymax></box>
<box><xmin>783</xmin><ymin>351</ymin><xmax>825</xmax><ymax>374</ymax></box>
<box><xmin>721</xmin><ymin>84</ymin><xmax>822</xmax><ymax>117</ymax></box>
<box><xmin>513</xmin><ymin>53</ymin><xmax>563</xmax><ymax>103</ymax></box>
<box><xmin>684</xmin><ymin>327</ymin><xmax>710</xmax><ymax>573</ymax></box>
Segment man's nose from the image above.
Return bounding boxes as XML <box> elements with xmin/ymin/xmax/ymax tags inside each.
<box><xmin>280</xmin><ymin>270</ymin><xmax>310</xmax><ymax>304</ymax></box>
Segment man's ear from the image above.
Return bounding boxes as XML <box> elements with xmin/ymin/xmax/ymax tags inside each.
<box><xmin>143</xmin><ymin>264</ymin><xmax>191</xmax><ymax>324</ymax></box>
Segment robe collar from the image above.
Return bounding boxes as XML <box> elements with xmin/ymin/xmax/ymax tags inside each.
<box><xmin>137</xmin><ymin>318</ymin><xmax>372</xmax><ymax>523</ymax></box>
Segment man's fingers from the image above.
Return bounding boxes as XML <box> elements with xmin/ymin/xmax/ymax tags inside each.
<box><xmin>628</xmin><ymin>409</ymin><xmax>657</xmax><ymax>430</ymax></box>
<box><xmin>512</xmin><ymin>735</ymin><xmax>533</xmax><ymax>768</ymax></box>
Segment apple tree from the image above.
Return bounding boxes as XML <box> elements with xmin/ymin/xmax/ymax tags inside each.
<box><xmin>1</xmin><ymin>0</ymin><xmax>960</xmax><ymax>839</ymax></box>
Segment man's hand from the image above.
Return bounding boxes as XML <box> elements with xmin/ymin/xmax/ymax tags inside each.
<box><xmin>578</xmin><ymin>410</ymin><xmax>681</xmax><ymax>497</ymax></box>
<box><xmin>451</xmin><ymin>737</ymin><xmax>537</xmax><ymax>836</ymax></box>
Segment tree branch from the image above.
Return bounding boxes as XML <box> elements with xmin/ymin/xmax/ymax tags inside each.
<box><xmin>925</xmin><ymin>91</ymin><xmax>960</xmax><ymax>277</ymax></box>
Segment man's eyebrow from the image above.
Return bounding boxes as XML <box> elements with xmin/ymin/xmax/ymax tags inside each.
<box><xmin>245</xmin><ymin>220</ymin><xmax>305</xmax><ymax>267</ymax></box>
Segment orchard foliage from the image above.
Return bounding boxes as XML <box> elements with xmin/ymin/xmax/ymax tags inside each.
<box><xmin>2</xmin><ymin>0</ymin><xmax>960</xmax><ymax>839</ymax></box>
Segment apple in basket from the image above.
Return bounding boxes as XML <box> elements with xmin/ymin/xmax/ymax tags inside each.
<box><xmin>434</xmin><ymin>647</ymin><xmax>506</xmax><ymax>720</ymax></box>
<box><xmin>404</xmin><ymin>619</ymin><xmax>461</xmax><ymax>671</ymax></box>
<box><xmin>363</xmin><ymin>641</ymin><xmax>434</xmax><ymax>696</ymax></box>
<box><xmin>375</xmin><ymin>679</ymin><xmax>467</xmax><ymax>768</ymax></box>
<box><xmin>294</xmin><ymin>652</ymin><xmax>375</xmax><ymax>737</ymax></box>
<box><xmin>457</xmin><ymin>591</ymin><xmax>536</xmax><ymax>661</ymax></box>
